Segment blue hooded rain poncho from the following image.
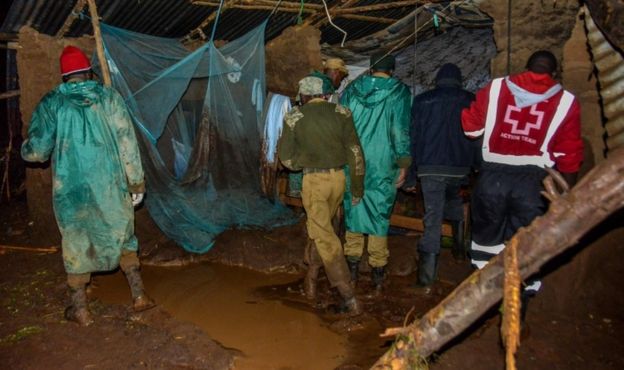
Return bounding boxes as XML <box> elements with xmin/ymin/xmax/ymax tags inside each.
<box><xmin>340</xmin><ymin>75</ymin><xmax>412</xmax><ymax>236</ymax></box>
<box><xmin>21</xmin><ymin>80</ymin><xmax>145</xmax><ymax>274</ymax></box>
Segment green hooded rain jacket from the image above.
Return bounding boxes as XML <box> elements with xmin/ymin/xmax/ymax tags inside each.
<box><xmin>21</xmin><ymin>80</ymin><xmax>145</xmax><ymax>274</ymax></box>
<box><xmin>340</xmin><ymin>75</ymin><xmax>412</xmax><ymax>236</ymax></box>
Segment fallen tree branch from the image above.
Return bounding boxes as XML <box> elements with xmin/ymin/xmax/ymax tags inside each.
<box><xmin>373</xmin><ymin>147</ymin><xmax>624</xmax><ymax>368</ymax></box>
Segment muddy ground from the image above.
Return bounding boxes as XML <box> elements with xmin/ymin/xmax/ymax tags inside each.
<box><xmin>1</xmin><ymin>199</ymin><xmax>624</xmax><ymax>369</ymax></box>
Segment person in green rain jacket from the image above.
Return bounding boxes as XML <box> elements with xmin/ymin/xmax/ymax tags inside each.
<box><xmin>21</xmin><ymin>46</ymin><xmax>154</xmax><ymax>326</ymax></box>
<box><xmin>340</xmin><ymin>51</ymin><xmax>412</xmax><ymax>293</ymax></box>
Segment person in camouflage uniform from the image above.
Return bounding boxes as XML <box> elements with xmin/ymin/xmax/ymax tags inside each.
<box><xmin>278</xmin><ymin>75</ymin><xmax>365</xmax><ymax>314</ymax></box>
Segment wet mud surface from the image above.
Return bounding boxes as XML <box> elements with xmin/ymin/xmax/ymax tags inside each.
<box><xmin>2</xmin><ymin>199</ymin><xmax>624</xmax><ymax>369</ymax></box>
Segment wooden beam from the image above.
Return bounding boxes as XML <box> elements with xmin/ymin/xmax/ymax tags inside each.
<box><xmin>337</xmin><ymin>14</ymin><xmax>398</xmax><ymax>24</ymax></box>
<box><xmin>277</xmin><ymin>178</ymin><xmax>460</xmax><ymax>237</ymax></box>
<box><xmin>0</xmin><ymin>42</ymin><xmax>20</xmax><ymax>50</ymax></box>
<box><xmin>0</xmin><ymin>32</ymin><xmax>18</xmax><ymax>41</ymax></box>
<box><xmin>86</xmin><ymin>0</ymin><xmax>111</xmax><ymax>86</ymax></box>
<box><xmin>192</xmin><ymin>0</ymin><xmax>323</xmax><ymax>10</ymax></box>
<box><xmin>334</xmin><ymin>1</ymin><xmax>421</xmax><ymax>14</ymax></box>
<box><xmin>0</xmin><ymin>90</ymin><xmax>20</xmax><ymax>100</ymax></box>
<box><xmin>192</xmin><ymin>3</ymin><xmax>315</xmax><ymax>13</ymax></box>
<box><xmin>184</xmin><ymin>0</ymin><xmax>236</xmax><ymax>42</ymax></box>
<box><xmin>56</xmin><ymin>0</ymin><xmax>87</xmax><ymax>37</ymax></box>
<box><xmin>305</xmin><ymin>0</ymin><xmax>360</xmax><ymax>26</ymax></box>
<box><xmin>0</xmin><ymin>245</ymin><xmax>59</xmax><ymax>254</ymax></box>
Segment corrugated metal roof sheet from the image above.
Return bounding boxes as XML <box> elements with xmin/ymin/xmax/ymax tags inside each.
<box><xmin>0</xmin><ymin>0</ymin><xmax>416</xmax><ymax>43</ymax></box>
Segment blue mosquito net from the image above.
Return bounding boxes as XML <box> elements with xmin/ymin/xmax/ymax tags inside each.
<box><xmin>93</xmin><ymin>21</ymin><xmax>296</xmax><ymax>253</ymax></box>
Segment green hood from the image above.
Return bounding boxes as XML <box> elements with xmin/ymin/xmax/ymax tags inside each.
<box><xmin>57</xmin><ymin>80</ymin><xmax>102</xmax><ymax>107</ymax></box>
<box><xmin>347</xmin><ymin>75</ymin><xmax>406</xmax><ymax>107</ymax></box>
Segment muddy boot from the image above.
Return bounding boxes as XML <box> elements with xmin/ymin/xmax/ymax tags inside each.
<box><xmin>64</xmin><ymin>286</ymin><xmax>94</xmax><ymax>326</ymax></box>
<box><xmin>303</xmin><ymin>266</ymin><xmax>320</xmax><ymax>300</ymax></box>
<box><xmin>417</xmin><ymin>252</ymin><xmax>439</xmax><ymax>290</ymax></box>
<box><xmin>451</xmin><ymin>221</ymin><xmax>466</xmax><ymax>261</ymax></box>
<box><xmin>346</xmin><ymin>256</ymin><xmax>360</xmax><ymax>288</ymax></box>
<box><xmin>335</xmin><ymin>281</ymin><xmax>362</xmax><ymax>316</ymax></box>
<box><xmin>124</xmin><ymin>267</ymin><xmax>156</xmax><ymax>312</ymax></box>
<box><xmin>371</xmin><ymin>266</ymin><xmax>385</xmax><ymax>293</ymax></box>
<box><xmin>342</xmin><ymin>296</ymin><xmax>362</xmax><ymax>316</ymax></box>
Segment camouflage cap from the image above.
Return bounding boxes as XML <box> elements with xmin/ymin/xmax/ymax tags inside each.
<box><xmin>297</xmin><ymin>76</ymin><xmax>329</xmax><ymax>97</ymax></box>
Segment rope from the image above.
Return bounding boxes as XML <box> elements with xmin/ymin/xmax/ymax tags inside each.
<box><xmin>210</xmin><ymin>0</ymin><xmax>226</xmax><ymax>43</ymax></box>
<box><xmin>268</xmin><ymin>0</ymin><xmax>284</xmax><ymax>19</ymax></box>
<box><xmin>296</xmin><ymin>0</ymin><xmax>305</xmax><ymax>24</ymax></box>
<box><xmin>320</xmin><ymin>0</ymin><xmax>348</xmax><ymax>47</ymax></box>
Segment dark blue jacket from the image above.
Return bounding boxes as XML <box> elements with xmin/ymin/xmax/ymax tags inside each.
<box><xmin>407</xmin><ymin>64</ymin><xmax>481</xmax><ymax>186</ymax></box>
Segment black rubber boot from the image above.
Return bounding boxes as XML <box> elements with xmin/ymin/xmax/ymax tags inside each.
<box><xmin>64</xmin><ymin>286</ymin><xmax>94</xmax><ymax>326</ymax></box>
<box><xmin>124</xmin><ymin>266</ymin><xmax>156</xmax><ymax>312</ymax></box>
<box><xmin>371</xmin><ymin>266</ymin><xmax>385</xmax><ymax>293</ymax></box>
<box><xmin>451</xmin><ymin>220</ymin><xmax>466</xmax><ymax>261</ymax></box>
<box><xmin>417</xmin><ymin>252</ymin><xmax>439</xmax><ymax>287</ymax></box>
<box><xmin>346</xmin><ymin>256</ymin><xmax>360</xmax><ymax>288</ymax></box>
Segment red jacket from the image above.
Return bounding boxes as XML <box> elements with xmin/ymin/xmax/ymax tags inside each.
<box><xmin>462</xmin><ymin>71</ymin><xmax>583</xmax><ymax>173</ymax></box>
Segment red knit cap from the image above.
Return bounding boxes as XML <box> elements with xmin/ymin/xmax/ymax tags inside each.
<box><xmin>60</xmin><ymin>46</ymin><xmax>91</xmax><ymax>76</ymax></box>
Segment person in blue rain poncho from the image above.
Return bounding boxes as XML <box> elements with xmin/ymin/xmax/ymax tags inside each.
<box><xmin>340</xmin><ymin>51</ymin><xmax>412</xmax><ymax>293</ymax></box>
<box><xmin>21</xmin><ymin>46</ymin><xmax>155</xmax><ymax>326</ymax></box>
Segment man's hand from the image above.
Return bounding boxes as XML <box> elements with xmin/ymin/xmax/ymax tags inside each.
<box><xmin>351</xmin><ymin>197</ymin><xmax>362</xmax><ymax>206</ymax></box>
<box><xmin>403</xmin><ymin>186</ymin><xmax>417</xmax><ymax>193</ymax></box>
<box><xmin>395</xmin><ymin>168</ymin><xmax>407</xmax><ymax>188</ymax></box>
<box><xmin>131</xmin><ymin>193</ymin><xmax>144</xmax><ymax>207</ymax></box>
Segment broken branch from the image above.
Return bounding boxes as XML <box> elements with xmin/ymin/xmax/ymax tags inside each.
<box><xmin>372</xmin><ymin>147</ymin><xmax>624</xmax><ymax>368</ymax></box>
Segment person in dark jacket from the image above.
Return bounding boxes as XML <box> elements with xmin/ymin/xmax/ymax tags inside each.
<box><xmin>405</xmin><ymin>63</ymin><xmax>480</xmax><ymax>289</ymax></box>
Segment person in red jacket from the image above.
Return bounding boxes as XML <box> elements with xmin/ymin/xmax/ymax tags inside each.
<box><xmin>461</xmin><ymin>50</ymin><xmax>583</xmax><ymax>317</ymax></box>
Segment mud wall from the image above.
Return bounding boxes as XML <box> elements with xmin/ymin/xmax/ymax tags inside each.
<box><xmin>479</xmin><ymin>0</ymin><xmax>579</xmax><ymax>77</ymax></box>
<box><xmin>539</xmin><ymin>12</ymin><xmax>623</xmax><ymax>319</ymax></box>
<box><xmin>265</xmin><ymin>25</ymin><xmax>323</xmax><ymax>98</ymax></box>
<box><xmin>17</xmin><ymin>27</ymin><xmax>95</xmax><ymax>244</ymax></box>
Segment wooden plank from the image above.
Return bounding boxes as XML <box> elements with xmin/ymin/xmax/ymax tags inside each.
<box><xmin>277</xmin><ymin>191</ymin><xmax>457</xmax><ymax>237</ymax></box>
<box><xmin>0</xmin><ymin>245</ymin><xmax>59</xmax><ymax>254</ymax></box>
<box><xmin>0</xmin><ymin>32</ymin><xmax>18</xmax><ymax>41</ymax></box>
<box><xmin>0</xmin><ymin>90</ymin><xmax>20</xmax><ymax>100</ymax></box>
<box><xmin>338</xmin><ymin>14</ymin><xmax>397</xmax><ymax>24</ymax></box>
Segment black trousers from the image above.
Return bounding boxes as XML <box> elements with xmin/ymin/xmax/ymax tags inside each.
<box><xmin>470</xmin><ymin>162</ymin><xmax>547</xmax><ymax>271</ymax></box>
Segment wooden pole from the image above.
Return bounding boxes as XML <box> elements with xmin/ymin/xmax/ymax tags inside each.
<box><xmin>86</xmin><ymin>0</ymin><xmax>111</xmax><ymax>86</ymax></box>
<box><xmin>338</xmin><ymin>14</ymin><xmax>397</xmax><ymax>24</ymax></box>
<box><xmin>0</xmin><ymin>90</ymin><xmax>20</xmax><ymax>100</ymax></box>
<box><xmin>192</xmin><ymin>0</ymin><xmax>323</xmax><ymax>10</ymax></box>
<box><xmin>334</xmin><ymin>1</ymin><xmax>422</xmax><ymax>14</ymax></box>
<box><xmin>0</xmin><ymin>245</ymin><xmax>60</xmax><ymax>254</ymax></box>
<box><xmin>305</xmin><ymin>0</ymin><xmax>359</xmax><ymax>26</ymax></box>
<box><xmin>56</xmin><ymin>0</ymin><xmax>87</xmax><ymax>38</ymax></box>
<box><xmin>372</xmin><ymin>147</ymin><xmax>624</xmax><ymax>368</ymax></box>
<box><xmin>192</xmin><ymin>4</ymin><xmax>315</xmax><ymax>13</ymax></box>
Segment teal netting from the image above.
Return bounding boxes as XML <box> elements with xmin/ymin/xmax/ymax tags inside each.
<box><xmin>94</xmin><ymin>21</ymin><xmax>296</xmax><ymax>253</ymax></box>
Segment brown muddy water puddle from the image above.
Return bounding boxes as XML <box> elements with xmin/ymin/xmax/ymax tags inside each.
<box><xmin>91</xmin><ymin>263</ymin><xmax>352</xmax><ymax>370</ymax></box>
